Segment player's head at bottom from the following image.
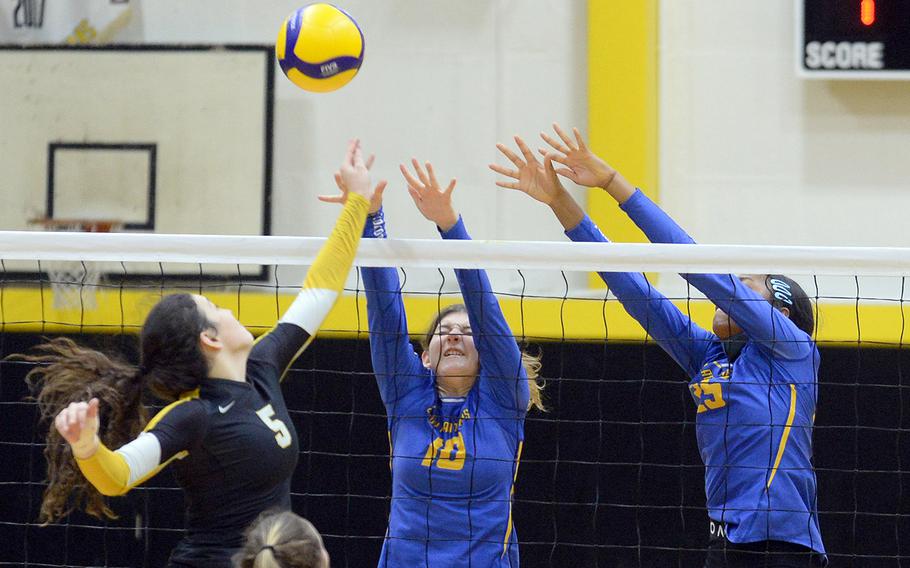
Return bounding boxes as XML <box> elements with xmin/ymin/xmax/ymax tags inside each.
<box><xmin>713</xmin><ymin>274</ymin><xmax>814</xmax><ymax>339</ymax></box>
<box><xmin>235</xmin><ymin>510</ymin><xmax>329</xmax><ymax>568</ymax></box>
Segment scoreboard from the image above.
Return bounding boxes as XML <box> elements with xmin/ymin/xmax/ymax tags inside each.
<box><xmin>798</xmin><ymin>0</ymin><xmax>910</xmax><ymax>78</ymax></box>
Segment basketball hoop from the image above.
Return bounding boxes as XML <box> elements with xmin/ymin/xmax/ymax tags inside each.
<box><xmin>27</xmin><ymin>218</ymin><xmax>123</xmax><ymax>310</ymax></box>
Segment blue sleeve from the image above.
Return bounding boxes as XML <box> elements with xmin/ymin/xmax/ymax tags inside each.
<box><xmin>620</xmin><ymin>190</ymin><xmax>812</xmax><ymax>360</ymax></box>
<box><xmin>566</xmin><ymin>215</ymin><xmax>719</xmax><ymax>378</ymax></box>
<box><xmin>360</xmin><ymin>208</ymin><xmax>433</xmax><ymax>414</ymax></box>
<box><xmin>440</xmin><ymin>217</ymin><xmax>529</xmax><ymax>414</ymax></box>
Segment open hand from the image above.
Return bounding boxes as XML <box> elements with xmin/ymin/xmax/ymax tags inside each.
<box><xmin>318</xmin><ymin>139</ymin><xmax>387</xmax><ymax>214</ymax></box>
<box><xmin>400</xmin><ymin>159</ymin><xmax>459</xmax><ymax>231</ymax></box>
<box><xmin>490</xmin><ymin>135</ymin><xmax>566</xmax><ymax>206</ymax></box>
<box><xmin>539</xmin><ymin>123</ymin><xmax>616</xmax><ymax>190</ymax></box>
<box><xmin>54</xmin><ymin>398</ymin><xmax>101</xmax><ymax>459</ymax></box>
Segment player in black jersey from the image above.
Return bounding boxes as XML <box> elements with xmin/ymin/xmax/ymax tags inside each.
<box><xmin>23</xmin><ymin>140</ymin><xmax>386</xmax><ymax>567</ymax></box>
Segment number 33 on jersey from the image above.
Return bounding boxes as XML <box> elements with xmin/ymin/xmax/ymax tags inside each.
<box><xmin>689</xmin><ymin>361</ymin><xmax>730</xmax><ymax>414</ymax></box>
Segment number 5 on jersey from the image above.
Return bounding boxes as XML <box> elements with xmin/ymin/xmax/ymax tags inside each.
<box><xmin>256</xmin><ymin>404</ymin><xmax>292</xmax><ymax>448</ymax></box>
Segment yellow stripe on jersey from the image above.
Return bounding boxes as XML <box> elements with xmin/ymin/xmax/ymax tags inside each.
<box><xmin>767</xmin><ymin>384</ymin><xmax>798</xmax><ymax>489</ymax></box>
<box><xmin>75</xmin><ymin>389</ymin><xmax>200</xmax><ymax>496</ymax></box>
<box><xmin>501</xmin><ymin>441</ymin><xmax>524</xmax><ymax>557</ymax></box>
<box><xmin>143</xmin><ymin>388</ymin><xmax>200</xmax><ymax>432</ymax></box>
<box><xmin>271</xmin><ymin>193</ymin><xmax>370</xmax><ymax>381</ymax></box>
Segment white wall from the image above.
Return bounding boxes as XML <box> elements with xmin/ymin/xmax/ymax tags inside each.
<box><xmin>659</xmin><ymin>0</ymin><xmax>910</xmax><ymax>301</ymax></box>
<box><xmin>138</xmin><ymin>0</ymin><xmax>589</xmax><ymax>295</ymax></box>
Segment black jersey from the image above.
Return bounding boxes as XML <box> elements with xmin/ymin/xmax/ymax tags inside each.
<box><xmin>72</xmin><ymin>194</ymin><xmax>371</xmax><ymax>567</ymax></box>
<box><xmin>147</xmin><ymin>323</ymin><xmax>305</xmax><ymax>566</ymax></box>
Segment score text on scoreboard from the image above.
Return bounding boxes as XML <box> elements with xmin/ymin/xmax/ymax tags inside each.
<box><xmin>798</xmin><ymin>0</ymin><xmax>910</xmax><ymax>79</ymax></box>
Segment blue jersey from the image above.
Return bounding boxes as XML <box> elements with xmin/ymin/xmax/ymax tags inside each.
<box><xmin>361</xmin><ymin>210</ymin><xmax>528</xmax><ymax>568</ymax></box>
<box><xmin>565</xmin><ymin>190</ymin><xmax>824</xmax><ymax>554</ymax></box>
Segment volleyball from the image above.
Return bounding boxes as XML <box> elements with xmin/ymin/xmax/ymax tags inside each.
<box><xmin>275</xmin><ymin>3</ymin><xmax>364</xmax><ymax>93</ymax></box>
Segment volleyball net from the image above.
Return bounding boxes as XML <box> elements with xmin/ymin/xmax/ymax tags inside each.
<box><xmin>1</xmin><ymin>231</ymin><xmax>908</xmax><ymax>567</ymax></box>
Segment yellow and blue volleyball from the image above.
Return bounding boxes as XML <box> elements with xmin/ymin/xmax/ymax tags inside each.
<box><xmin>276</xmin><ymin>3</ymin><xmax>364</xmax><ymax>93</ymax></box>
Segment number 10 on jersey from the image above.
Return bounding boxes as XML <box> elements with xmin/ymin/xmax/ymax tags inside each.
<box><xmin>421</xmin><ymin>432</ymin><xmax>466</xmax><ymax>471</ymax></box>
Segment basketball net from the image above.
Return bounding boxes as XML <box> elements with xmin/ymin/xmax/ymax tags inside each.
<box><xmin>29</xmin><ymin>219</ymin><xmax>122</xmax><ymax>311</ymax></box>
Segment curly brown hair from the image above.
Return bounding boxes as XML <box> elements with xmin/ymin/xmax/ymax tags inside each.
<box><xmin>14</xmin><ymin>293</ymin><xmax>214</xmax><ymax>524</ymax></box>
<box><xmin>20</xmin><ymin>337</ymin><xmax>145</xmax><ymax>523</ymax></box>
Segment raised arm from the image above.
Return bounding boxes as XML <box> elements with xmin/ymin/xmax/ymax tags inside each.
<box><xmin>542</xmin><ymin>124</ymin><xmax>811</xmax><ymax>360</ymax></box>
<box><xmin>359</xmin><ymin>208</ymin><xmax>431</xmax><ymax>411</ymax></box>
<box><xmin>401</xmin><ymin>158</ymin><xmax>529</xmax><ymax>410</ymax></box>
<box><xmin>620</xmin><ymin>190</ymin><xmax>811</xmax><ymax>360</ymax></box>
<box><xmin>491</xmin><ymin>137</ymin><xmax>719</xmax><ymax>377</ymax></box>
<box><xmin>251</xmin><ymin>140</ymin><xmax>379</xmax><ymax>379</ymax></box>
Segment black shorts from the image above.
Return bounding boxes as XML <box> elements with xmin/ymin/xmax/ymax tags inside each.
<box><xmin>704</xmin><ymin>521</ymin><xmax>828</xmax><ymax>568</ymax></box>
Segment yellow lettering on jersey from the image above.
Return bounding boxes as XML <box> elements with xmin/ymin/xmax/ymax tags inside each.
<box><xmin>691</xmin><ymin>379</ymin><xmax>726</xmax><ymax>414</ymax></box>
<box><xmin>421</xmin><ymin>432</ymin><xmax>466</xmax><ymax>471</ymax></box>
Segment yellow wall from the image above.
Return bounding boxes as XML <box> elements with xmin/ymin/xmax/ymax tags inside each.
<box><xmin>587</xmin><ymin>0</ymin><xmax>659</xmax><ymax>271</ymax></box>
<box><xmin>1</xmin><ymin>287</ymin><xmax>902</xmax><ymax>347</ymax></box>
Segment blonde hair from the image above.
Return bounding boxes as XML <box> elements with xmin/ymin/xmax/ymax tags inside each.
<box><xmin>234</xmin><ymin>510</ymin><xmax>327</xmax><ymax>568</ymax></box>
<box><xmin>421</xmin><ymin>304</ymin><xmax>546</xmax><ymax>412</ymax></box>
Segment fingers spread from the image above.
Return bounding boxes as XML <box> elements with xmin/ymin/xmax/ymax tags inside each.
<box><xmin>425</xmin><ymin>162</ymin><xmax>441</xmax><ymax>190</ymax></box>
<box><xmin>540</xmin><ymin>132</ymin><xmax>569</xmax><ymax>154</ymax></box>
<box><xmin>488</xmin><ymin>163</ymin><xmax>519</xmax><ymax>179</ymax></box>
<box><xmin>547</xmin><ymin>152</ymin><xmax>571</xmax><ymax>166</ymax></box>
<box><xmin>496</xmin><ymin>143</ymin><xmax>525</xmax><ymax>168</ymax></box>
<box><xmin>344</xmin><ymin>138</ymin><xmax>359</xmax><ymax>167</ymax></box>
<box><xmin>365</xmin><ymin>153</ymin><xmax>376</xmax><ymax>170</ymax></box>
<box><xmin>351</xmin><ymin>140</ymin><xmax>365</xmax><ymax>168</ymax></box>
<box><xmin>400</xmin><ymin>163</ymin><xmax>422</xmax><ymax>190</ymax></box>
<box><xmin>552</xmin><ymin>123</ymin><xmax>577</xmax><ymax>151</ymax></box>
<box><xmin>410</xmin><ymin>158</ymin><xmax>430</xmax><ymax>186</ymax></box>
<box><xmin>444</xmin><ymin>178</ymin><xmax>457</xmax><ymax>195</ymax></box>
<box><xmin>495</xmin><ymin>181</ymin><xmax>521</xmax><ymax>190</ymax></box>
<box><xmin>572</xmin><ymin>127</ymin><xmax>587</xmax><ymax>150</ymax></box>
<box><xmin>514</xmin><ymin>136</ymin><xmax>539</xmax><ymax>165</ymax></box>
<box><xmin>317</xmin><ymin>195</ymin><xmax>344</xmax><ymax>203</ymax></box>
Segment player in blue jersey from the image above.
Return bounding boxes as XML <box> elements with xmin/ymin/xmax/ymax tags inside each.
<box><xmin>23</xmin><ymin>140</ymin><xmax>381</xmax><ymax>568</ymax></box>
<box><xmin>325</xmin><ymin>157</ymin><xmax>544</xmax><ymax>567</ymax></box>
<box><xmin>491</xmin><ymin>126</ymin><xmax>827</xmax><ymax>567</ymax></box>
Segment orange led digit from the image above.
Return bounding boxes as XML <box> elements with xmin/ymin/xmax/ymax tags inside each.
<box><xmin>861</xmin><ymin>0</ymin><xmax>876</xmax><ymax>26</ymax></box>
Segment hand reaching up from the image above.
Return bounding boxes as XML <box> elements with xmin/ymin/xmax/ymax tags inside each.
<box><xmin>400</xmin><ymin>159</ymin><xmax>459</xmax><ymax>232</ymax></box>
<box><xmin>489</xmin><ymin>135</ymin><xmax>566</xmax><ymax>206</ymax></box>
<box><xmin>318</xmin><ymin>139</ymin><xmax>388</xmax><ymax>214</ymax></box>
<box><xmin>539</xmin><ymin>123</ymin><xmax>635</xmax><ymax>204</ymax></box>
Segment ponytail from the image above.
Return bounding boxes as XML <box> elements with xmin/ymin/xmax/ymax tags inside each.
<box><xmin>234</xmin><ymin>510</ymin><xmax>328</xmax><ymax>568</ymax></box>
<box><xmin>17</xmin><ymin>338</ymin><xmax>147</xmax><ymax>523</ymax></box>
<box><xmin>15</xmin><ymin>293</ymin><xmax>213</xmax><ymax>523</ymax></box>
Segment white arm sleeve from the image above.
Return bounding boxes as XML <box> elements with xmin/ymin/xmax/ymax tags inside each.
<box><xmin>279</xmin><ymin>288</ymin><xmax>339</xmax><ymax>335</ymax></box>
<box><xmin>115</xmin><ymin>432</ymin><xmax>162</xmax><ymax>486</ymax></box>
